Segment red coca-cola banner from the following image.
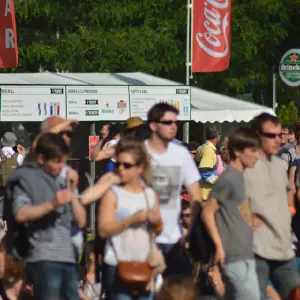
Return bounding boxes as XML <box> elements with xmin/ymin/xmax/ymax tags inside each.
<box><xmin>192</xmin><ymin>0</ymin><xmax>231</xmax><ymax>72</ymax></box>
<box><xmin>0</xmin><ymin>0</ymin><xmax>18</xmax><ymax>68</ymax></box>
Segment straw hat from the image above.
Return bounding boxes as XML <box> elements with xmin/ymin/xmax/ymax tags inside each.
<box><xmin>126</xmin><ymin>117</ymin><xmax>144</xmax><ymax>130</ymax></box>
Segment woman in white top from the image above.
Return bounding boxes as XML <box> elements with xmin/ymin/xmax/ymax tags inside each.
<box><xmin>98</xmin><ymin>137</ymin><xmax>162</xmax><ymax>300</ymax></box>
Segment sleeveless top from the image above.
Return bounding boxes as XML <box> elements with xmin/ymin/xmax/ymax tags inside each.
<box><xmin>104</xmin><ymin>185</ymin><xmax>155</xmax><ymax>266</ymax></box>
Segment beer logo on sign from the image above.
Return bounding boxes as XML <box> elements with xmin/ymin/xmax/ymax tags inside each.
<box><xmin>279</xmin><ymin>49</ymin><xmax>300</xmax><ymax>87</ymax></box>
<box><xmin>117</xmin><ymin>100</ymin><xmax>127</xmax><ymax>114</ymax></box>
<box><xmin>102</xmin><ymin>103</ymin><xmax>114</xmax><ymax>114</ymax></box>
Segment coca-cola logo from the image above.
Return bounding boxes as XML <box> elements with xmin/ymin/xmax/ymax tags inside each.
<box><xmin>195</xmin><ymin>0</ymin><xmax>230</xmax><ymax>58</ymax></box>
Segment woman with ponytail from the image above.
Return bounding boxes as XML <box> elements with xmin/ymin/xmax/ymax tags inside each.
<box><xmin>98</xmin><ymin>137</ymin><xmax>163</xmax><ymax>300</ymax></box>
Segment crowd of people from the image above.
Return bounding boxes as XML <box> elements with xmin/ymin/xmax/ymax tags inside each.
<box><xmin>0</xmin><ymin>103</ymin><xmax>299</xmax><ymax>300</ymax></box>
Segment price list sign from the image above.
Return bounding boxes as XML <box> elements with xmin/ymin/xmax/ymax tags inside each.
<box><xmin>129</xmin><ymin>86</ymin><xmax>191</xmax><ymax>121</ymax></box>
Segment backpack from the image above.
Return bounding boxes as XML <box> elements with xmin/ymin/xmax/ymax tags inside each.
<box><xmin>0</xmin><ymin>151</ymin><xmax>18</xmax><ymax>188</ymax></box>
<box><xmin>194</xmin><ymin>145</ymin><xmax>205</xmax><ymax>163</ymax></box>
<box><xmin>3</xmin><ymin>183</ymin><xmax>29</xmax><ymax>261</ymax></box>
<box><xmin>187</xmin><ymin>201</ymin><xmax>215</xmax><ymax>264</ymax></box>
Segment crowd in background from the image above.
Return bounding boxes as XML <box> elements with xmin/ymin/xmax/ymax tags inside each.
<box><xmin>0</xmin><ymin>105</ymin><xmax>300</xmax><ymax>300</ymax></box>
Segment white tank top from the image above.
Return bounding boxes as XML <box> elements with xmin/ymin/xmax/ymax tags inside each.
<box><xmin>104</xmin><ymin>185</ymin><xmax>156</xmax><ymax>266</ymax></box>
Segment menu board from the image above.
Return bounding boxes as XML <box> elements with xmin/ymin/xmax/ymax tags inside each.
<box><xmin>129</xmin><ymin>86</ymin><xmax>191</xmax><ymax>121</ymax></box>
<box><xmin>0</xmin><ymin>86</ymin><xmax>66</xmax><ymax>121</ymax></box>
<box><xmin>66</xmin><ymin>86</ymin><xmax>130</xmax><ymax>121</ymax></box>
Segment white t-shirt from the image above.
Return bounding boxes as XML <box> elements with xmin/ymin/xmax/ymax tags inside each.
<box><xmin>107</xmin><ymin>139</ymin><xmax>119</xmax><ymax>162</ymax></box>
<box><xmin>144</xmin><ymin>140</ymin><xmax>201</xmax><ymax>244</ymax></box>
<box><xmin>0</xmin><ymin>147</ymin><xmax>24</xmax><ymax>166</ymax></box>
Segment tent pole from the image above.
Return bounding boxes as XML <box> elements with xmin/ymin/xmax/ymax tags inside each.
<box><xmin>186</xmin><ymin>0</ymin><xmax>191</xmax><ymax>86</ymax></box>
<box><xmin>183</xmin><ymin>0</ymin><xmax>192</xmax><ymax>143</ymax></box>
<box><xmin>273</xmin><ymin>68</ymin><xmax>277</xmax><ymax>113</ymax></box>
<box><xmin>90</xmin><ymin>122</ymin><xmax>96</xmax><ymax>235</ymax></box>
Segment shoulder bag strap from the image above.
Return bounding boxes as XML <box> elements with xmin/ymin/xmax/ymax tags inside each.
<box><xmin>144</xmin><ymin>188</ymin><xmax>154</xmax><ymax>252</ymax></box>
<box><xmin>109</xmin><ymin>238</ymin><xmax>119</xmax><ymax>262</ymax></box>
<box><xmin>0</xmin><ymin>150</ymin><xmax>6</xmax><ymax>163</ymax></box>
<box><xmin>12</xmin><ymin>152</ymin><xmax>19</xmax><ymax>159</ymax></box>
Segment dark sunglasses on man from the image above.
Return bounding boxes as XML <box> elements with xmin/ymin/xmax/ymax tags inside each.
<box><xmin>157</xmin><ymin>120</ymin><xmax>180</xmax><ymax>126</ymax></box>
<box><xmin>260</xmin><ymin>132</ymin><xmax>281</xmax><ymax>139</ymax></box>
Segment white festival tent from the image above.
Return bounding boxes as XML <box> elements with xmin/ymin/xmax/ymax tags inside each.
<box><xmin>0</xmin><ymin>71</ymin><xmax>275</xmax><ymax>123</ymax></box>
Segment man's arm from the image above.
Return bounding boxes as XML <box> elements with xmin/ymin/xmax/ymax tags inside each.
<box><xmin>15</xmin><ymin>201</ymin><xmax>56</xmax><ymax>224</ymax></box>
<box><xmin>182</xmin><ymin>147</ymin><xmax>202</xmax><ymax>203</ymax></box>
<box><xmin>202</xmin><ymin>198</ymin><xmax>225</xmax><ymax>265</ymax></box>
<box><xmin>186</xmin><ymin>181</ymin><xmax>202</xmax><ymax>204</ymax></box>
<box><xmin>66</xmin><ymin>168</ymin><xmax>86</xmax><ymax>228</ymax></box>
<box><xmin>91</xmin><ymin>144</ymin><xmax>116</xmax><ymax>161</ymax></box>
<box><xmin>15</xmin><ymin>189</ymin><xmax>73</xmax><ymax>224</ymax></box>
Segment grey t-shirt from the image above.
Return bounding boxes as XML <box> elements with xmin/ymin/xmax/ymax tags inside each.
<box><xmin>12</xmin><ymin>176</ymin><xmax>75</xmax><ymax>264</ymax></box>
<box><xmin>281</xmin><ymin>146</ymin><xmax>300</xmax><ymax>166</ymax></box>
<box><xmin>244</xmin><ymin>156</ymin><xmax>294</xmax><ymax>261</ymax></box>
<box><xmin>210</xmin><ymin>166</ymin><xmax>253</xmax><ymax>264</ymax></box>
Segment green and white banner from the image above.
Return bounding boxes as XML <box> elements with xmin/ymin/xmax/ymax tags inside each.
<box><xmin>0</xmin><ymin>85</ymin><xmax>191</xmax><ymax>121</ymax></box>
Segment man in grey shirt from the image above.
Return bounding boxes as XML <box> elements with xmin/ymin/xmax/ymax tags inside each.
<box><xmin>10</xmin><ymin>133</ymin><xmax>86</xmax><ymax>300</ymax></box>
<box><xmin>244</xmin><ymin>113</ymin><xmax>300</xmax><ymax>300</ymax></box>
<box><xmin>202</xmin><ymin>128</ymin><xmax>260</xmax><ymax>300</ymax></box>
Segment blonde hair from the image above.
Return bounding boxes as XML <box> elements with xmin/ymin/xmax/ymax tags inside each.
<box><xmin>116</xmin><ymin>137</ymin><xmax>152</xmax><ymax>185</ymax></box>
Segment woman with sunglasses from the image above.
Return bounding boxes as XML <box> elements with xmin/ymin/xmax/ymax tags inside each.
<box><xmin>98</xmin><ymin>137</ymin><xmax>162</xmax><ymax>300</ymax></box>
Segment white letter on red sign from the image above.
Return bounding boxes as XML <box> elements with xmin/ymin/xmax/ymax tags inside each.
<box><xmin>5</xmin><ymin>28</ymin><xmax>15</xmax><ymax>48</ymax></box>
<box><xmin>5</xmin><ymin>0</ymin><xmax>12</xmax><ymax>16</ymax></box>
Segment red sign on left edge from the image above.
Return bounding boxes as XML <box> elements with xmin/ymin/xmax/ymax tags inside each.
<box><xmin>0</xmin><ymin>0</ymin><xmax>18</xmax><ymax>68</ymax></box>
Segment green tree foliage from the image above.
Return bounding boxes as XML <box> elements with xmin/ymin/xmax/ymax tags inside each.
<box><xmin>9</xmin><ymin>0</ymin><xmax>300</xmax><ymax>108</ymax></box>
<box><xmin>191</xmin><ymin>0</ymin><xmax>300</xmax><ymax>107</ymax></box>
<box><xmin>14</xmin><ymin>0</ymin><xmax>186</xmax><ymax>74</ymax></box>
<box><xmin>277</xmin><ymin>101</ymin><xmax>298</xmax><ymax>125</ymax></box>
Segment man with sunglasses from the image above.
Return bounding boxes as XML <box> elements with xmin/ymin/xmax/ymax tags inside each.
<box><xmin>145</xmin><ymin>103</ymin><xmax>202</xmax><ymax>278</ymax></box>
<box><xmin>244</xmin><ymin>113</ymin><xmax>300</xmax><ymax>300</ymax></box>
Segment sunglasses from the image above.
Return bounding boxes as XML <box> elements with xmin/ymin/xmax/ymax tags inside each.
<box><xmin>260</xmin><ymin>132</ymin><xmax>281</xmax><ymax>139</ymax></box>
<box><xmin>115</xmin><ymin>162</ymin><xmax>137</xmax><ymax>169</ymax></box>
<box><xmin>59</xmin><ymin>131</ymin><xmax>73</xmax><ymax>138</ymax></box>
<box><xmin>157</xmin><ymin>120</ymin><xmax>180</xmax><ymax>126</ymax></box>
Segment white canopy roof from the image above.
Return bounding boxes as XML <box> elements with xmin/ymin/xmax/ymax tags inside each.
<box><xmin>0</xmin><ymin>72</ymin><xmax>274</xmax><ymax>123</ymax></box>
<box><xmin>190</xmin><ymin>87</ymin><xmax>275</xmax><ymax>123</ymax></box>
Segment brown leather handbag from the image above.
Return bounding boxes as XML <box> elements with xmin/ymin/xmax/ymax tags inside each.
<box><xmin>110</xmin><ymin>190</ymin><xmax>153</xmax><ymax>288</ymax></box>
<box><xmin>118</xmin><ymin>261</ymin><xmax>152</xmax><ymax>285</ymax></box>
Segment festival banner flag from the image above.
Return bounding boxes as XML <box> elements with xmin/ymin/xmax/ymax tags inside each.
<box><xmin>192</xmin><ymin>0</ymin><xmax>232</xmax><ymax>72</ymax></box>
<box><xmin>0</xmin><ymin>0</ymin><xmax>18</xmax><ymax>68</ymax></box>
